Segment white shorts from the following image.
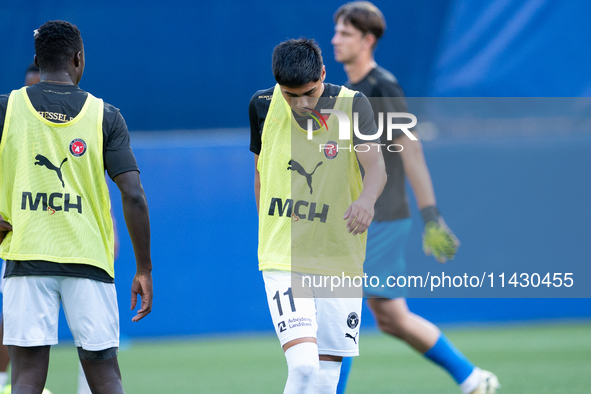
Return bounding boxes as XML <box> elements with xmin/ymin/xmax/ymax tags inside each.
<box><xmin>2</xmin><ymin>276</ymin><xmax>119</xmax><ymax>351</ymax></box>
<box><xmin>263</xmin><ymin>270</ymin><xmax>362</xmax><ymax>357</ymax></box>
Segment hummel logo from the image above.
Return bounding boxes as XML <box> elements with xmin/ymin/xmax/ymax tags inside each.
<box><xmin>35</xmin><ymin>154</ymin><xmax>68</xmax><ymax>188</ymax></box>
<box><xmin>287</xmin><ymin>160</ymin><xmax>323</xmax><ymax>194</ymax></box>
<box><xmin>345</xmin><ymin>332</ymin><xmax>359</xmax><ymax>344</ymax></box>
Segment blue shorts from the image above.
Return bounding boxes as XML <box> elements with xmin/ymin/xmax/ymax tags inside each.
<box><xmin>363</xmin><ymin>218</ymin><xmax>412</xmax><ymax>298</ymax></box>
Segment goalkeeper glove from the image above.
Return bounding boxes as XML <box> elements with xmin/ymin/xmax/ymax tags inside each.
<box><xmin>421</xmin><ymin>206</ymin><xmax>460</xmax><ymax>263</ymax></box>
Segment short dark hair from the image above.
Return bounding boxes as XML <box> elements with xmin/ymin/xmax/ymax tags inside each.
<box><xmin>25</xmin><ymin>62</ymin><xmax>39</xmax><ymax>75</ymax></box>
<box><xmin>34</xmin><ymin>20</ymin><xmax>83</xmax><ymax>72</ymax></box>
<box><xmin>334</xmin><ymin>1</ymin><xmax>386</xmax><ymax>48</ymax></box>
<box><xmin>272</xmin><ymin>38</ymin><xmax>323</xmax><ymax>87</ymax></box>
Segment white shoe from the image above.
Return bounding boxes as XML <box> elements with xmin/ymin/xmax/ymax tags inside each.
<box><xmin>469</xmin><ymin>370</ymin><xmax>500</xmax><ymax>394</ymax></box>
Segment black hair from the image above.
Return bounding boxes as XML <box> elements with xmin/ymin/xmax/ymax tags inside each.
<box><xmin>272</xmin><ymin>38</ymin><xmax>323</xmax><ymax>87</ymax></box>
<box><xmin>25</xmin><ymin>62</ymin><xmax>39</xmax><ymax>75</ymax></box>
<box><xmin>334</xmin><ymin>1</ymin><xmax>386</xmax><ymax>49</ymax></box>
<box><xmin>34</xmin><ymin>20</ymin><xmax>83</xmax><ymax>72</ymax></box>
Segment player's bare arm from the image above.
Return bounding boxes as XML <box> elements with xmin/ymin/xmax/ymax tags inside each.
<box><xmin>344</xmin><ymin>144</ymin><xmax>386</xmax><ymax>235</ymax></box>
<box><xmin>395</xmin><ymin>132</ymin><xmax>436</xmax><ymax>209</ymax></box>
<box><xmin>0</xmin><ymin>215</ymin><xmax>12</xmax><ymax>244</ymax></box>
<box><xmin>254</xmin><ymin>154</ymin><xmax>260</xmax><ymax>214</ymax></box>
<box><xmin>114</xmin><ymin>170</ymin><xmax>153</xmax><ymax>322</ymax></box>
<box><xmin>396</xmin><ymin>132</ymin><xmax>460</xmax><ymax>263</ymax></box>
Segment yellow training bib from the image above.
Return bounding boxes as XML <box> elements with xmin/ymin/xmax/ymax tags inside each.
<box><xmin>0</xmin><ymin>87</ymin><xmax>115</xmax><ymax>277</ymax></box>
<box><xmin>257</xmin><ymin>84</ymin><xmax>365</xmax><ymax>276</ymax></box>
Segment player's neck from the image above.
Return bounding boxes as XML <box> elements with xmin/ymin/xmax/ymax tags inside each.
<box><xmin>344</xmin><ymin>55</ymin><xmax>376</xmax><ymax>85</ymax></box>
<box><xmin>40</xmin><ymin>71</ymin><xmax>76</xmax><ymax>85</ymax></box>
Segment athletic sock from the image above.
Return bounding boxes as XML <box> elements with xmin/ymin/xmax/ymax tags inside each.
<box><xmin>336</xmin><ymin>357</ymin><xmax>352</xmax><ymax>394</ymax></box>
<box><xmin>423</xmin><ymin>333</ymin><xmax>476</xmax><ymax>386</ymax></box>
<box><xmin>284</xmin><ymin>342</ymin><xmax>319</xmax><ymax>394</ymax></box>
<box><xmin>314</xmin><ymin>360</ymin><xmax>342</xmax><ymax>394</ymax></box>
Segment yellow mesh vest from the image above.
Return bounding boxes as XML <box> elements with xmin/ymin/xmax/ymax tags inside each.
<box><xmin>258</xmin><ymin>84</ymin><xmax>365</xmax><ymax>276</ymax></box>
<box><xmin>0</xmin><ymin>87</ymin><xmax>115</xmax><ymax>277</ymax></box>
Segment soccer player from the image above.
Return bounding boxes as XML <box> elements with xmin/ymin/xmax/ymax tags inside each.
<box><xmin>0</xmin><ymin>59</ymin><xmax>117</xmax><ymax>394</ymax></box>
<box><xmin>250</xmin><ymin>38</ymin><xmax>386</xmax><ymax>393</ymax></box>
<box><xmin>0</xmin><ymin>20</ymin><xmax>153</xmax><ymax>394</ymax></box>
<box><xmin>24</xmin><ymin>63</ymin><xmax>41</xmax><ymax>87</ymax></box>
<box><xmin>331</xmin><ymin>2</ymin><xmax>500</xmax><ymax>394</ymax></box>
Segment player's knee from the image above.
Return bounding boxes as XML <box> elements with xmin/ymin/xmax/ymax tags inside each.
<box><xmin>290</xmin><ymin>360</ymin><xmax>319</xmax><ymax>377</ymax></box>
<box><xmin>289</xmin><ymin>359</ymin><xmax>319</xmax><ymax>383</ymax></box>
<box><xmin>77</xmin><ymin>346</ymin><xmax>118</xmax><ymax>362</ymax></box>
<box><xmin>285</xmin><ymin>342</ymin><xmax>320</xmax><ymax>386</ymax></box>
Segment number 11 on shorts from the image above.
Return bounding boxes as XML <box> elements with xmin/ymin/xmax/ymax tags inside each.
<box><xmin>273</xmin><ymin>288</ymin><xmax>296</xmax><ymax>316</ymax></box>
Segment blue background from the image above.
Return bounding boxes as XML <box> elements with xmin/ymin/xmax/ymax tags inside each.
<box><xmin>1</xmin><ymin>0</ymin><xmax>590</xmax><ymax>339</ymax></box>
<box><xmin>3</xmin><ymin>0</ymin><xmax>591</xmax><ymax>131</ymax></box>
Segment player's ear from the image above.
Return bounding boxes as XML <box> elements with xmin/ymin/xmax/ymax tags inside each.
<box><xmin>74</xmin><ymin>51</ymin><xmax>82</xmax><ymax>67</ymax></box>
<box><xmin>74</xmin><ymin>50</ymin><xmax>85</xmax><ymax>84</ymax></box>
<box><xmin>34</xmin><ymin>55</ymin><xmax>39</xmax><ymax>69</ymax></box>
<box><xmin>364</xmin><ymin>33</ymin><xmax>376</xmax><ymax>51</ymax></box>
<box><xmin>320</xmin><ymin>65</ymin><xmax>326</xmax><ymax>82</ymax></box>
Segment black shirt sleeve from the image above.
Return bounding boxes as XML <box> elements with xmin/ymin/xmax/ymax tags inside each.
<box><xmin>0</xmin><ymin>93</ymin><xmax>11</xmax><ymax>143</ymax></box>
<box><xmin>249</xmin><ymin>88</ymin><xmax>273</xmax><ymax>155</ymax></box>
<box><xmin>375</xmin><ymin>79</ymin><xmax>406</xmax><ymax>101</ymax></box>
<box><xmin>372</xmin><ymin>81</ymin><xmax>408</xmax><ymax>114</ymax></box>
<box><xmin>102</xmin><ymin>102</ymin><xmax>139</xmax><ymax>180</ymax></box>
<box><xmin>249</xmin><ymin>92</ymin><xmax>263</xmax><ymax>155</ymax></box>
<box><xmin>352</xmin><ymin>92</ymin><xmax>379</xmax><ymax>145</ymax></box>
<box><xmin>370</xmin><ymin>79</ymin><xmax>409</xmax><ymax>141</ymax></box>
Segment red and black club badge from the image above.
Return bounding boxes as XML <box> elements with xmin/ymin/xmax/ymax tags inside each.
<box><xmin>324</xmin><ymin>140</ymin><xmax>338</xmax><ymax>160</ymax></box>
<box><xmin>69</xmin><ymin>138</ymin><xmax>87</xmax><ymax>157</ymax></box>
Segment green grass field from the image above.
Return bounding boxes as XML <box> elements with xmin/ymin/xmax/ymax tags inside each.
<box><xmin>33</xmin><ymin>321</ymin><xmax>591</xmax><ymax>393</ymax></box>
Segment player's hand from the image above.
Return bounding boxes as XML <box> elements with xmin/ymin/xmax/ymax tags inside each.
<box><xmin>422</xmin><ymin>217</ymin><xmax>460</xmax><ymax>263</ymax></box>
<box><xmin>343</xmin><ymin>193</ymin><xmax>375</xmax><ymax>235</ymax></box>
<box><xmin>0</xmin><ymin>220</ymin><xmax>12</xmax><ymax>244</ymax></box>
<box><xmin>131</xmin><ymin>271</ymin><xmax>153</xmax><ymax>322</ymax></box>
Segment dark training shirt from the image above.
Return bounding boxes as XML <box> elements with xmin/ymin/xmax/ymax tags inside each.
<box><xmin>347</xmin><ymin>66</ymin><xmax>412</xmax><ymax>222</ymax></box>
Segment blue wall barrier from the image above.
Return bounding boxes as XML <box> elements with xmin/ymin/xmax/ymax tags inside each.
<box><xmin>0</xmin><ymin>0</ymin><xmax>445</xmax><ymax>131</ymax></box>
<box><xmin>48</xmin><ymin>130</ymin><xmax>586</xmax><ymax>340</ymax></box>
